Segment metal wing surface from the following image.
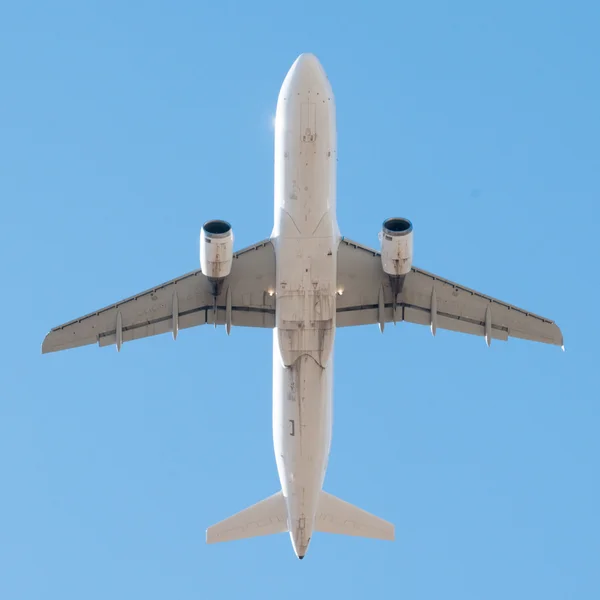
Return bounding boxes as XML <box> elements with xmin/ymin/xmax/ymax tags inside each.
<box><xmin>42</xmin><ymin>240</ymin><xmax>276</xmax><ymax>353</ymax></box>
<box><xmin>336</xmin><ymin>238</ymin><xmax>563</xmax><ymax>347</ymax></box>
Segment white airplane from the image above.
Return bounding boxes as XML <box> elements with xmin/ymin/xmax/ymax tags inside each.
<box><xmin>43</xmin><ymin>53</ymin><xmax>564</xmax><ymax>559</ymax></box>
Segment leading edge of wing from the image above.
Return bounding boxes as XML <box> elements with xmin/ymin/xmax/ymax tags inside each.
<box><xmin>41</xmin><ymin>239</ymin><xmax>274</xmax><ymax>354</ymax></box>
<box><xmin>338</xmin><ymin>237</ymin><xmax>564</xmax><ymax>345</ymax></box>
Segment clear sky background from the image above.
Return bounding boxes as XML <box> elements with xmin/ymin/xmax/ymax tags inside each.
<box><xmin>1</xmin><ymin>1</ymin><xmax>599</xmax><ymax>598</ymax></box>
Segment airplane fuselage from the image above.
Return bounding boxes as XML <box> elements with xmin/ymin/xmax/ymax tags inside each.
<box><xmin>271</xmin><ymin>54</ymin><xmax>339</xmax><ymax>558</ymax></box>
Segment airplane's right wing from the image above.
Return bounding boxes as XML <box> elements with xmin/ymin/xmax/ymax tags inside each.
<box><xmin>336</xmin><ymin>237</ymin><xmax>563</xmax><ymax>347</ymax></box>
<box><xmin>42</xmin><ymin>240</ymin><xmax>276</xmax><ymax>353</ymax></box>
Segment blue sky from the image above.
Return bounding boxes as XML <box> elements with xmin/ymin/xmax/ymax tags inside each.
<box><xmin>1</xmin><ymin>1</ymin><xmax>599</xmax><ymax>598</ymax></box>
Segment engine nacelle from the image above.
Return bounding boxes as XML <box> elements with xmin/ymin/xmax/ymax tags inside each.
<box><xmin>379</xmin><ymin>217</ymin><xmax>413</xmax><ymax>276</ymax></box>
<box><xmin>200</xmin><ymin>220</ymin><xmax>234</xmax><ymax>281</ymax></box>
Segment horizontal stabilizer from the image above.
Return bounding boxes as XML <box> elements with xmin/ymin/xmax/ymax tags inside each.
<box><xmin>315</xmin><ymin>491</ymin><xmax>394</xmax><ymax>541</ymax></box>
<box><xmin>206</xmin><ymin>491</ymin><xmax>287</xmax><ymax>544</ymax></box>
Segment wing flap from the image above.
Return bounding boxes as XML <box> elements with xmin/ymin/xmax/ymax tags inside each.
<box><xmin>403</xmin><ymin>305</ymin><xmax>510</xmax><ymax>341</ymax></box>
<box><xmin>97</xmin><ymin>307</ymin><xmax>209</xmax><ymax>347</ymax></box>
<box><xmin>337</xmin><ymin>307</ymin><xmax>379</xmax><ymax>328</ymax></box>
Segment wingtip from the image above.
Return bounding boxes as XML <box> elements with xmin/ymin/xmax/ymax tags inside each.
<box><xmin>558</xmin><ymin>328</ymin><xmax>564</xmax><ymax>351</ymax></box>
<box><xmin>41</xmin><ymin>333</ymin><xmax>53</xmax><ymax>354</ymax></box>
<box><xmin>41</xmin><ymin>330</ymin><xmax>66</xmax><ymax>354</ymax></box>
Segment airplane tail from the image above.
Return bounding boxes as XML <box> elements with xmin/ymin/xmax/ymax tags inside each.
<box><xmin>206</xmin><ymin>491</ymin><xmax>287</xmax><ymax>544</ymax></box>
<box><xmin>314</xmin><ymin>490</ymin><xmax>395</xmax><ymax>541</ymax></box>
<box><xmin>206</xmin><ymin>489</ymin><xmax>394</xmax><ymax>544</ymax></box>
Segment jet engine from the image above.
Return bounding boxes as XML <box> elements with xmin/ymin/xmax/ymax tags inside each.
<box><xmin>200</xmin><ymin>220</ymin><xmax>234</xmax><ymax>287</ymax></box>
<box><xmin>379</xmin><ymin>218</ymin><xmax>413</xmax><ymax>276</ymax></box>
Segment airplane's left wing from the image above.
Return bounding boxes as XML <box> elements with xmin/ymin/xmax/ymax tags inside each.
<box><xmin>42</xmin><ymin>240</ymin><xmax>276</xmax><ymax>353</ymax></box>
<box><xmin>336</xmin><ymin>237</ymin><xmax>563</xmax><ymax>347</ymax></box>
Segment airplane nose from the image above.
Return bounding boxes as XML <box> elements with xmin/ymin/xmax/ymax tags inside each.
<box><xmin>291</xmin><ymin>53</ymin><xmax>324</xmax><ymax>76</ymax></box>
<box><xmin>281</xmin><ymin>53</ymin><xmax>330</xmax><ymax>97</ymax></box>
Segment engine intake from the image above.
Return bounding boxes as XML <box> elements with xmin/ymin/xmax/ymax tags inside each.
<box><xmin>379</xmin><ymin>217</ymin><xmax>413</xmax><ymax>276</ymax></box>
<box><xmin>200</xmin><ymin>220</ymin><xmax>234</xmax><ymax>284</ymax></box>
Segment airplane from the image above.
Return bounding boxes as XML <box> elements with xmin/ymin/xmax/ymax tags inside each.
<box><xmin>42</xmin><ymin>53</ymin><xmax>564</xmax><ymax>560</ymax></box>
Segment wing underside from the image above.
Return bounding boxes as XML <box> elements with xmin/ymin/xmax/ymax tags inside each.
<box><xmin>44</xmin><ymin>236</ymin><xmax>563</xmax><ymax>351</ymax></box>
<box><xmin>42</xmin><ymin>240</ymin><xmax>276</xmax><ymax>353</ymax></box>
<box><xmin>336</xmin><ymin>237</ymin><xmax>563</xmax><ymax>347</ymax></box>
